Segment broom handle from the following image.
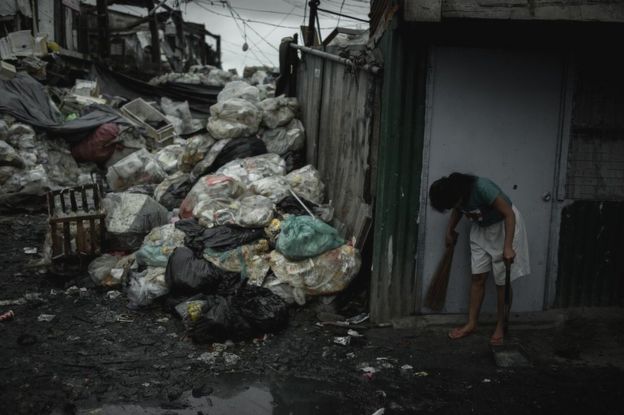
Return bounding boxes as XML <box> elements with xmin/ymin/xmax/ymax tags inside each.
<box><xmin>504</xmin><ymin>261</ymin><xmax>511</xmax><ymax>335</ymax></box>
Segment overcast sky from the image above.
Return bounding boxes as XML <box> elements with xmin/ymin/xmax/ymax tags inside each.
<box><xmin>111</xmin><ymin>0</ymin><xmax>369</xmax><ymax>73</ymax></box>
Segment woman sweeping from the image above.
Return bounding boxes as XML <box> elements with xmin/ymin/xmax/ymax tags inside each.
<box><xmin>429</xmin><ymin>173</ymin><xmax>530</xmax><ymax>345</ymax></box>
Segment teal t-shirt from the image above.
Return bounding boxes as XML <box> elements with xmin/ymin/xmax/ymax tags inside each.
<box><xmin>460</xmin><ymin>177</ymin><xmax>512</xmax><ymax>227</ymax></box>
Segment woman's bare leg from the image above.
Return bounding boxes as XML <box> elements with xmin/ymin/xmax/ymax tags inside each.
<box><xmin>449</xmin><ymin>273</ymin><xmax>488</xmax><ymax>338</ymax></box>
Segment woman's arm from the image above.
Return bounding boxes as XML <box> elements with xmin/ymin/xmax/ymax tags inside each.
<box><xmin>445</xmin><ymin>208</ymin><xmax>461</xmax><ymax>246</ymax></box>
<box><xmin>492</xmin><ymin>196</ymin><xmax>516</xmax><ymax>263</ymax></box>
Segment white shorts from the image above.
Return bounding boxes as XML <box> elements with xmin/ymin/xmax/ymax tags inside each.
<box><xmin>469</xmin><ymin>205</ymin><xmax>530</xmax><ymax>286</ymax></box>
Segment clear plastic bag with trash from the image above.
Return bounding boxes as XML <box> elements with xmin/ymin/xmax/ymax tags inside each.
<box><xmin>179</xmin><ymin>174</ymin><xmax>246</xmax><ymax>220</ymax></box>
<box><xmin>126</xmin><ymin>267</ymin><xmax>169</xmax><ymax>308</ymax></box>
<box><xmin>207</xmin><ymin>98</ymin><xmax>262</xmax><ymax>140</ymax></box>
<box><xmin>285</xmin><ymin>164</ymin><xmax>325</xmax><ymax>204</ymax></box>
<box><xmin>106</xmin><ymin>148</ymin><xmax>167</xmax><ymax>192</ymax></box>
<box><xmin>216</xmin><ymin>153</ymin><xmax>286</xmax><ymax>186</ymax></box>
<box><xmin>257</xmin><ymin>95</ymin><xmax>299</xmax><ymax>129</ymax></box>
<box><xmin>249</xmin><ymin>175</ymin><xmax>291</xmax><ymax>204</ymax></box>
<box><xmin>154</xmin><ymin>144</ymin><xmax>184</xmax><ymax>174</ymax></box>
<box><xmin>177</xmin><ymin>133</ymin><xmax>216</xmax><ymax>172</ymax></box>
<box><xmin>217</xmin><ymin>80</ymin><xmax>260</xmax><ymax>104</ymax></box>
<box><xmin>235</xmin><ymin>195</ymin><xmax>275</xmax><ymax>228</ymax></box>
<box><xmin>269</xmin><ymin>244</ymin><xmax>361</xmax><ymax>305</ymax></box>
<box><xmin>260</xmin><ymin>119</ymin><xmax>305</xmax><ymax>156</ymax></box>
<box><xmin>203</xmin><ymin>239</ymin><xmax>271</xmax><ymax>286</ymax></box>
<box><xmin>135</xmin><ymin>224</ymin><xmax>186</xmax><ymax>267</ymax></box>
<box><xmin>153</xmin><ymin>171</ymin><xmax>191</xmax><ymax>210</ymax></box>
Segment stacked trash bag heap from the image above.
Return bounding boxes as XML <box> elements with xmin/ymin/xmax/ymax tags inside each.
<box><xmin>0</xmin><ymin>67</ymin><xmax>361</xmax><ymax>344</ymax></box>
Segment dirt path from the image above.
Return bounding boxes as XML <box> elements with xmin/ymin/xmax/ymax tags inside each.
<box><xmin>1</xmin><ymin>214</ymin><xmax>623</xmax><ymax>414</ymax></box>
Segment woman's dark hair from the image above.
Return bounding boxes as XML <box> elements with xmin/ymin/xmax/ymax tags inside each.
<box><xmin>429</xmin><ymin>173</ymin><xmax>476</xmax><ymax>212</ymax></box>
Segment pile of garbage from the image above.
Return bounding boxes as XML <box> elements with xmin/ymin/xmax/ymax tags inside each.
<box><xmin>0</xmin><ymin>67</ymin><xmax>362</xmax><ymax>344</ymax></box>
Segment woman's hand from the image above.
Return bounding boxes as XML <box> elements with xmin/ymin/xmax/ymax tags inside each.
<box><xmin>503</xmin><ymin>246</ymin><xmax>516</xmax><ymax>265</ymax></box>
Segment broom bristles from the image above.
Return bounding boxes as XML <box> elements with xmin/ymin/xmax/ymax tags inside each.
<box><xmin>424</xmin><ymin>244</ymin><xmax>455</xmax><ymax>311</ymax></box>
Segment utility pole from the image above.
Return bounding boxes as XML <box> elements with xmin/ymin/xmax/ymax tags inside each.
<box><xmin>306</xmin><ymin>0</ymin><xmax>319</xmax><ymax>46</ymax></box>
<box><xmin>96</xmin><ymin>0</ymin><xmax>110</xmax><ymax>58</ymax></box>
<box><xmin>146</xmin><ymin>0</ymin><xmax>161</xmax><ymax>65</ymax></box>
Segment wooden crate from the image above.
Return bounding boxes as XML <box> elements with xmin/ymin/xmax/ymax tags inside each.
<box><xmin>47</xmin><ymin>184</ymin><xmax>106</xmax><ymax>268</ymax></box>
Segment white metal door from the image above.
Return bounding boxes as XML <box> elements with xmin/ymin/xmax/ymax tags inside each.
<box><xmin>419</xmin><ymin>47</ymin><xmax>563</xmax><ymax>312</ymax></box>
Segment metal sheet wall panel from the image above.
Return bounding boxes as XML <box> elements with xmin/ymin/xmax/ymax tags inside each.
<box><xmin>556</xmin><ymin>201</ymin><xmax>624</xmax><ymax>307</ymax></box>
<box><xmin>370</xmin><ymin>24</ymin><xmax>428</xmax><ymax>323</ymax></box>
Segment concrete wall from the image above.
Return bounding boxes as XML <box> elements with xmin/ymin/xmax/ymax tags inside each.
<box><xmin>296</xmin><ymin>51</ymin><xmax>377</xmax><ymax>243</ymax></box>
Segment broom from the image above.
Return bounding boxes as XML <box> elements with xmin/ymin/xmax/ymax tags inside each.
<box><xmin>424</xmin><ymin>232</ymin><xmax>458</xmax><ymax>311</ymax></box>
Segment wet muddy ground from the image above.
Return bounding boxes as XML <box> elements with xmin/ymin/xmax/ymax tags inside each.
<box><xmin>1</xmin><ymin>214</ymin><xmax>623</xmax><ymax>414</ymax></box>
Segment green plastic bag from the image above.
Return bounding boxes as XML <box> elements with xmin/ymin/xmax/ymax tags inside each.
<box><xmin>276</xmin><ymin>216</ymin><xmax>345</xmax><ymax>261</ymax></box>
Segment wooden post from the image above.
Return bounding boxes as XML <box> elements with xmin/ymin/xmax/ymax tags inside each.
<box><xmin>96</xmin><ymin>0</ymin><xmax>109</xmax><ymax>58</ymax></box>
<box><xmin>146</xmin><ymin>0</ymin><xmax>161</xmax><ymax>65</ymax></box>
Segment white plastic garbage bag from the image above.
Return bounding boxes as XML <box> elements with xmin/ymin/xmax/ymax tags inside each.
<box><xmin>103</xmin><ymin>193</ymin><xmax>169</xmax><ymax>251</ymax></box>
<box><xmin>216</xmin><ymin>153</ymin><xmax>286</xmax><ymax>186</ymax></box>
<box><xmin>207</xmin><ymin>98</ymin><xmax>262</xmax><ymax>140</ymax></box>
<box><xmin>261</xmin><ymin>119</ymin><xmax>305</xmax><ymax>155</ymax></box>
<box><xmin>285</xmin><ymin>165</ymin><xmax>325</xmax><ymax>204</ymax></box>
<box><xmin>235</xmin><ymin>195</ymin><xmax>275</xmax><ymax>228</ymax></box>
<box><xmin>249</xmin><ymin>175</ymin><xmax>290</xmax><ymax>203</ymax></box>
<box><xmin>106</xmin><ymin>148</ymin><xmax>167</xmax><ymax>192</ymax></box>
<box><xmin>269</xmin><ymin>245</ymin><xmax>361</xmax><ymax>305</ymax></box>
<box><xmin>1</xmin><ymin>164</ymin><xmax>51</xmax><ymax>195</ymax></box>
<box><xmin>178</xmin><ymin>133</ymin><xmax>216</xmax><ymax>172</ymax></box>
<box><xmin>257</xmin><ymin>95</ymin><xmax>299</xmax><ymax>129</ymax></box>
<box><xmin>154</xmin><ymin>144</ymin><xmax>184</xmax><ymax>174</ymax></box>
<box><xmin>217</xmin><ymin>80</ymin><xmax>260</xmax><ymax>104</ymax></box>
<box><xmin>160</xmin><ymin>97</ymin><xmax>202</xmax><ymax>135</ymax></box>
<box><xmin>127</xmin><ymin>267</ymin><xmax>169</xmax><ymax>308</ymax></box>
<box><xmin>249</xmin><ymin>70</ymin><xmax>268</xmax><ymax>86</ymax></box>
<box><xmin>206</xmin><ymin>68</ymin><xmax>235</xmax><ymax>86</ymax></box>
<box><xmin>0</xmin><ymin>140</ymin><xmax>24</xmax><ymax>168</ymax></box>
<box><xmin>6</xmin><ymin>123</ymin><xmax>36</xmax><ymax>150</ymax></box>
<box><xmin>135</xmin><ymin>224</ymin><xmax>186</xmax><ymax>267</ymax></box>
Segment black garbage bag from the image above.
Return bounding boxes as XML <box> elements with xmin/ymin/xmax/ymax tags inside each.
<box><xmin>159</xmin><ymin>176</ymin><xmax>193</xmax><ymax>210</ymax></box>
<box><xmin>188</xmin><ymin>284</ymin><xmax>289</xmax><ymax>344</ymax></box>
<box><xmin>165</xmin><ymin>247</ymin><xmax>242</xmax><ymax>296</ymax></box>
<box><xmin>191</xmin><ymin>136</ymin><xmax>267</xmax><ymax>181</ymax></box>
<box><xmin>276</xmin><ymin>195</ymin><xmax>319</xmax><ymax>216</ymax></box>
<box><xmin>188</xmin><ymin>295</ymin><xmax>253</xmax><ymax>343</ymax></box>
<box><xmin>175</xmin><ymin>218</ymin><xmax>265</xmax><ymax>255</ymax></box>
<box><xmin>233</xmin><ymin>285</ymin><xmax>289</xmax><ymax>333</ymax></box>
<box><xmin>282</xmin><ymin>150</ymin><xmax>306</xmax><ymax>173</ymax></box>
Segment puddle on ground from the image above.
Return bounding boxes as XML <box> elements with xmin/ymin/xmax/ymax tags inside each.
<box><xmin>77</xmin><ymin>374</ymin><xmax>353</xmax><ymax>415</ymax></box>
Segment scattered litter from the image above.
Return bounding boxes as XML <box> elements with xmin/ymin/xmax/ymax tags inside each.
<box><xmin>64</xmin><ymin>286</ymin><xmax>80</xmax><ymax>296</ymax></box>
<box><xmin>223</xmin><ymin>352</ymin><xmax>241</xmax><ymax>366</ymax></box>
<box><xmin>22</xmin><ymin>247</ymin><xmax>37</xmax><ymax>254</ymax></box>
<box><xmin>197</xmin><ymin>352</ymin><xmax>219</xmax><ymax>365</ymax></box>
<box><xmin>0</xmin><ymin>310</ymin><xmax>15</xmax><ymax>321</ymax></box>
<box><xmin>415</xmin><ymin>371</ymin><xmax>429</xmax><ymax>377</ymax></box>
<box><xmin>106</xmin><ymin>291</ymin><xmax>122</xmax><ymax>300</ymax></box>
<box><xmin>371</xmin><ymin>409</ymin><xmax>385</xmax><ymax>415</ymax></box>
<box><xmin>347</xmin><ymin>329</ymin><xmax>363</xmax><ymax>337</ymax></box>
<box><xmin>334</xmin><ymin>336</ymin><xmax>351</xmax><ymax>346</ymax></box>
<box><xmin>482</xmin><ymin>378</ymin><xmax>492</xmax><ymax>383</ymax></box>
<box><xmin>37</xmin><ymin>314</ymin><xmax>56</xmax><ymax>322</ymax></box>
<box><xmin>400</xmin><ymin>364</ymin><xmax>414</xmax><ymax>371</ymax></box>
<box><xmin>0</xmin><ymin>292</ymin><xmax>43</xmax><ymax>306</ymax></box>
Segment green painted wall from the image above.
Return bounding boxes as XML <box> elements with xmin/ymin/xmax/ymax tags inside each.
<box><xmin>370</xmin><ymin>20</ymin><xmax>429</xmax><ymax>323</ymax></box>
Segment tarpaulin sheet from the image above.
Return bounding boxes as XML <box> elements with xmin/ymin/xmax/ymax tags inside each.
<box><xmin>0</xmin><ymin>73</ymin><xmax>121</xmax><ymax>143</ymax></box>
<box><xmin>94</xmin><ymin>65</ymin><xmax>221</xmax><ymax>115</ymax></box>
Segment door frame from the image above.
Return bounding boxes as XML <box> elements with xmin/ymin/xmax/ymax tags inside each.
<box><xmin>415</xmin><ymin>45</ymin><xmax>574</xmax><ymax>313</ymax></box>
